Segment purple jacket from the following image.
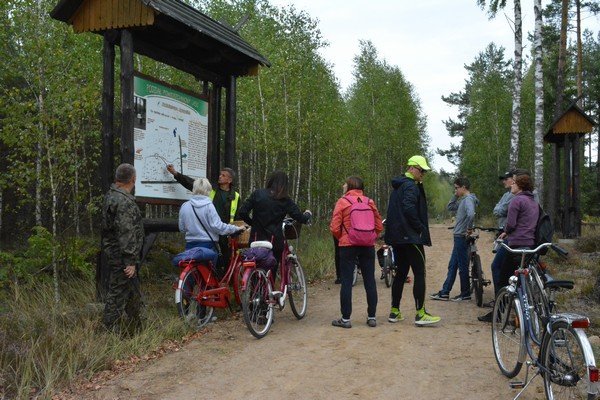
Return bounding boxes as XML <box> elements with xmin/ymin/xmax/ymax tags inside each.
<box><xmin>504</xmin><ymin>191</ymin><xmax>539</xmax><ymax>247</ymax></box>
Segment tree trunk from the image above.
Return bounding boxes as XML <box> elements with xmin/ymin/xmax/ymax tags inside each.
<box><xmin>295</xmin><ymin>99</ymin><xmax>302</xmax><ymax>202</ymax></box>
<box><xmin>533</xmin><ymin>0</ymin><xmax>545</xmax><ymax>205</ymax></box>
<box><xmin>0</xmin><ymin>188</ymin><xmax>3</xmax><ymax>248</ymax></box>
<box><xmin>550</xmin><ymin>0</ymin><xmax>569</xmax><ymax>226</ymax></box>
<box><xmin>510</xmin><ymin>0</ymin><xmax>523</xmax><ymax>169</ymax></box>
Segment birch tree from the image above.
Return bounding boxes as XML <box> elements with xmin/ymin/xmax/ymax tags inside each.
<box><xmin>534</xmin><ymin>0</ymin><xmax>545</xmax><ymax>202</ymax></box>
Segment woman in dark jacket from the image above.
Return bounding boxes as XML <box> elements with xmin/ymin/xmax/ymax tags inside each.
<box><xmin>238</xmin><ymin>171</ymin><xmax>311</xmax><ymax>270</ymax></box>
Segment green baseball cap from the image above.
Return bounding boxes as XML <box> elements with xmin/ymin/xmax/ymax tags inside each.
<box><xmin>407</xmin><ymin>155</ymin><xmax>431</xmax><ymax>171</ymax></box>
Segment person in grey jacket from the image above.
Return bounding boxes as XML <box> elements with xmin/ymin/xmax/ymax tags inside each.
<box><xmin>431</xmin><ymin>177</ymin><xmax>479</xmax><ymax>301</ymax></box>
<box><xmin>179</xmin><ymin>178</ymin><xmax>243</xmax><ymax>268</ymax></box>
<box><xmin>493</xmin><ymin>171</ymin><xmax>515</xmax><ymax>229</ymax></box>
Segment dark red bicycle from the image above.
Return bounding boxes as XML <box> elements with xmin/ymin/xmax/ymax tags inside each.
<box><xmin>241</xmin><ymin>217</ymin><xmax>308</xmax><ymax>339</ymax></box>
<box><xmin>174</xmin><ymin>230</ymin><xmax>250</xmax><ymax>329</ymax></box>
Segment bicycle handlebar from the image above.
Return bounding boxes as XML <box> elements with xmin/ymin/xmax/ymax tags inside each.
<box><xmin>473</xmin><ymin>226</ymin><xmax>503</xmax><ymax>233</ymax></box>
<box><xmin>496</xmin><ymin>241</ymin><xmax>568</xmax><ymax>257</ymax></box>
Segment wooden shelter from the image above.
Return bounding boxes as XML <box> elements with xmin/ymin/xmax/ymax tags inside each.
<box><xmin>545</xmin><ymin>102</ymin><xmax>596</xmax><ymax>238</ymax></box>
<box><xmin>50</xmin><ymin>0</ymin><xmax>270</xmax><ymax>298</ymax></box>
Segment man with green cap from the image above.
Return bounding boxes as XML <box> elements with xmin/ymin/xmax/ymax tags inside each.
<box><xmin>384</xmin><ymin>155</ymin><xmax>441</xmax><ymax>326</ymax></box>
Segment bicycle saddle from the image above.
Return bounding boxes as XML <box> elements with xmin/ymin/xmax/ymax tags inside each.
<box><xmin>545</xmin><ymin>279</ymin><xmax>574</xmax><ymax>291</ymax></box>
<box><xmin>250</xmin><ymin>241</ymin><xmax>273</xmax><ymax>250</ymax></box>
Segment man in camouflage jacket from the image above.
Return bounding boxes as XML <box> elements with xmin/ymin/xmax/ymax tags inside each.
<box><xmin>102</xmin><ymin>163</ymin><xmax>145</xmax><ymax>330</ymax></box>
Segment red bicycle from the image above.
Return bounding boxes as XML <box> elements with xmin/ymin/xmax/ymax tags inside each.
<box><xmin>174</xmin><ymin>231</ymin><xmax>249</xmax><ymax>329</ymax></box>
<box><xmin>241</xmin><ymin>217</ymin><xmax>308</xmax><ymax>339</ymax></box>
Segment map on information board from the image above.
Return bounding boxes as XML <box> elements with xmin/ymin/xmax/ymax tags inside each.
<box><xmin>133</xmin><ymin>75</ymin><xmax>208</xmax><ymax>201</ymax></box>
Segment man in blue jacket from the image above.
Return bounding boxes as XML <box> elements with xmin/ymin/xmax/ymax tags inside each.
<box><xmin>431</xmin><ymin>177</ymin><xmax>479</xmax><ymax>301</ymax></box>
<box><xmin>385</xmin><ymin>155</ymin><xmax>440</xmax><ymax>326</ymax></box>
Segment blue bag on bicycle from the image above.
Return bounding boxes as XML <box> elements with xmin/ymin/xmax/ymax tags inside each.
<box><xmin>171</xmin><ymin>247</ymin><xmax>218</xmax><ymax>267</ymax></box>
<box><xmin>243</xmin><ymin>247</ymin><xmax>277</xmax><ymax>272</ymax></box>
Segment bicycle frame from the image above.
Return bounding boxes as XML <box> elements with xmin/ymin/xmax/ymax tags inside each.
<box><xmin>175</xmin><ymin>235</ymin><xmax>246</xmax><ymax>309</ymax></box>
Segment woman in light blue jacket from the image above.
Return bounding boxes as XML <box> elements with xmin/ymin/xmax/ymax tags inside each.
<box><xmin>179</xmin><ymin>178</ymin><xmax>242</xmax><ymax>266</ymax></box>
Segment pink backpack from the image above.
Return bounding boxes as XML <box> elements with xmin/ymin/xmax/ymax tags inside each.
<box><xmin>343</xmin><ymin>196</ymin><xmax>377</xmax><ymax>246</ymax></box>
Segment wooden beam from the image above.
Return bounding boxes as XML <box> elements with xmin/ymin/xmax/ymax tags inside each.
<box><xmin>572</xmin><ymin>134</ymin><xmax>581</xmax><ymax>236</ymax></box>
<box><xmin>563</xmin><ymin>135</ymin><xmax>572</xmax><ymax>238</ymax></box>
<box><xmin>120</xmin><ymin>29</ymin><xmax>134</xmax><ymax>164</ymax></box>
<box><xmin>132</xmin><ymin>37</ymin><xmax>224</xmax><ymax>85</ymax></box>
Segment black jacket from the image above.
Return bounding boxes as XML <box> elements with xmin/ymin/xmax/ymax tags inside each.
<box><xmin>384</xmin><ymin>175</ymin><xmax>431</xmax><ymax>246</ymax></box>
<box><xmin>238</xmin><ymin>188</ymin><xmax>310</xmax><ymax>244</ymax></box>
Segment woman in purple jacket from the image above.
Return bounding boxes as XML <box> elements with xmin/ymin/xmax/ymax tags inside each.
<box><xmin>497</xmin><ymin>174</ymin><xmax>539</xmax><ymax>289</ymax></box>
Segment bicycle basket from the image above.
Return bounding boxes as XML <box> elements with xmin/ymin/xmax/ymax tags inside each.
<box><xmin>232</xmin><ymin>220</ymin><xmax>250</xmax><ymax>248</ymax></box>
<box><xmin>284</xmin><ymin>220</ymin><xmax>302</xmax><ymax>240</ymax></box>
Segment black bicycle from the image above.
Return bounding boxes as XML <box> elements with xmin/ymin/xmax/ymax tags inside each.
<box><xmin>469</xmin><ymin>226</ymin><xmax>502</xmax><ymax>307</ymax></box>
<box><xmin>492</xmin><ymin>242</ymin><xmax>599</xmax><ymax>400</ymax></box>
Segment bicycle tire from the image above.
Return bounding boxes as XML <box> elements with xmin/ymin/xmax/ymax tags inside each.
<box><xmin>175</xmin><ymin>268</ymin><xmax>214</xmax><ymax>329</ymax></box>
<box><xmin>383</xmin><ymin>252</ymin><xmax>393</xmax><ymax>288</ymax></box>
<box><xmin>288</xmin><ymin>257</ymin><xmax>308</xmax><ymax>319</ymax></box>
<box><xmin>527</xmin><ymin>264</ymin><xmax>550</xmax><ymax>344</ymax></box>
<box><xmin>541</xmin><ymin>320</ymin><xmax>598</xmax><ymax>400</ymax></box>
<box><xmin>232</xmin><ymin>260</ymin><xmax>245</xmax><ymax>305</ymax></box>
<box><xmin>472</xmin><ymin>254</ymin><xmax>484</xmax><ymax>307</ymax></box>
<box><xmin>492</xmin><ymin>287</ymin><xmax>525</xmax><ymax>378</ymax></box>
<box><xmin>242</xmin><ymin>268</ymin><xmax>273</xmax><ymax>339</ymax></box>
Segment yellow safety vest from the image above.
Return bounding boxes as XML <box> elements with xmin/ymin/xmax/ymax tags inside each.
<box><xmin>209</xmin><ymin>189</ymin><xmax>240</xmax><ymax>223</ymax></box>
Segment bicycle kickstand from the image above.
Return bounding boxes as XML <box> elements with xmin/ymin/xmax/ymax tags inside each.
<box><xmin>510</xmin><ymin>361</ymin><xmax>539</xmax><ymax>400</ymax></box>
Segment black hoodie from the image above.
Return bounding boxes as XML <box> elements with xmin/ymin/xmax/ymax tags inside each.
<box><xmin>384</xmin><ymin>174</ymin><xmax>431</xmax><ymax>246</ymax></box>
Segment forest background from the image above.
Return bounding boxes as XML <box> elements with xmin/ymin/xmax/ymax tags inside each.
<box><xmin>1</xmin><ymin>0</ymin><xmax>600</xmax><ymax>397</ymax></box>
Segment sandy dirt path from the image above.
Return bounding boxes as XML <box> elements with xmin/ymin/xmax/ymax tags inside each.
<box><xmin>86</xmin><ymin>225</ymin><xmax>544</xmax><ymax>400</ymax></box>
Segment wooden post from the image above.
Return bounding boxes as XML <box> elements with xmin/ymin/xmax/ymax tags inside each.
<box><xmin>224</xmin><ymin>75</ymin><xmax>237</xmax><ymax>169</ymax></box>
<box><xmin>101</xmin><ymin>33</ymin><xmax>116</xmax><ymax>193</ymax></box>
<box><xmin>98</xmin><ymin>32</ymin><xmax>116</xmax><ymax>302</ymax></box>
<box><xmin>120</xmin><ymin>30</ymin><xmax>134</xmax><ymax>165</ymax></box>
<box><xmin>572</xmin><ymin>134</ymin><xmax>581</xmax><ymax>236</ymax></box>
<box><xmin>553</xmin><ymin>143</ymin><xmax>562</xmax><ymax>233</ymax></box>
<box><xmin>210</xmin><ymin>83</ymin><xmax>222</xmax><ymax>183</ymax></box>
<box><xmin>563</xmin><ymin>135</ymin><xmax>572</xmax><ymax>238</ymax></box>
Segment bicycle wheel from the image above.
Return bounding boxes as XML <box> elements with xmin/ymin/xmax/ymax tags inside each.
<box><xmin>288</xmin><ymin>257</ymin><xmax>308</xmax><ymax>319</ymax></box>
<box><xmin>232</xmin><ymin>260</ymin><xmax>245</xmax><ymax>305</ymax></box>
<box><xmin>542</xmin><ymin>320</ymin><xmax>598</xmax><ymax>400</ymax></box>
<box><xmin>471</xmin><ymin>254</ymin><xmax>484</xmax><ymax>307</ymax></box>
<box><xmin>175</xmin><ymin>268</ymin><xmax>214</xmax><ymax>329</ymax></box>
<box><xmin>242</xmin><ymin>268</ymin><xmax>273</xmax><ymax>339</ymax></box>
<box><xmin>383</xmin><ymin>252</ymin><xmax>393</xmax><ymax>288</ymax></box>
<box><xmin>526</xmin><ymin>265</ymin><xmax>550</xmax><ymax>344</ymax></box>
<box><xmin>492</xmin><ymin>287</ymin><xmax>525</xmax><ymax>378</ymax></box>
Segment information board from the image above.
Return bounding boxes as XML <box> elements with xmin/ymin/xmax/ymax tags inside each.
<box><xmin>133</xmin><ymin>74</ymin><xmax>208</xmax><ymax>201</ymax></box>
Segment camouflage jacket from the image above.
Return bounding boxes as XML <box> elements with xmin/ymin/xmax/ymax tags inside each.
<box><xmin>102</xmin><ymin>184</ymin><xmax>144</xmax><ymax>267</ymax></box>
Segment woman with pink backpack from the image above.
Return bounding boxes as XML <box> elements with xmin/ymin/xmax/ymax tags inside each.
<box><xmin>329</xmin><ymin>176</ymin><xmax>383</xmax><ymax>328</ymax></box>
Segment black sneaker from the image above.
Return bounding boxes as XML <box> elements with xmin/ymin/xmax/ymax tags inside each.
<box><xmin>429</xmin><ymin>292</ymin><xmax>449</xmax><ymax>301</ymax></box>
<box><xmin>450</xmin><ymin>294</ymin><xmax>471</xmax><ymax>302</ymax></box>
<box><xmin>478</xmin><ymin>311</ymin><xmax>493</xmax><ymax>322</ymax></box>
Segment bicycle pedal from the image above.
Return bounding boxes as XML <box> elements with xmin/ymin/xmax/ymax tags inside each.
<box><xmin>509</xmin><ymin>381</ymin><xmax>525</xmax><ymax>389</ymax></box>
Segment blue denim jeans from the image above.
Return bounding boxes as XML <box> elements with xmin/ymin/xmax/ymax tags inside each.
<box><xmin>490</xmin><ymin>240</ymin><xmax>508</xmax><ymax>296</ymax></box>
<box><xmin>441</xmin><ymin>235</ymin><xmax>470</xmax><ymax>296</ymax></box>
<box><xmin>185</xmin><ymin>241</ymin><xmax>219</xmax><ymax>267</ymax></box>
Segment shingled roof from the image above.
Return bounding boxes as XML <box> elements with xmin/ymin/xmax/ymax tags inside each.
<box><xmin>50</xmin><ymin>0</ymin><xmax>270</xmax><ymax>80</ymax></box>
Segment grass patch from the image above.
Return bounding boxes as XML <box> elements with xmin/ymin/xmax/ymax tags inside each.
<box><xmin>294</xmin><ymin>221</ymin><xmax>335</xmax><ymax>281</ymax></box>
<box><xmin>0</xmin><ymin>277</ymin><xmax>189</xmax><ymax>399</ymax></box>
